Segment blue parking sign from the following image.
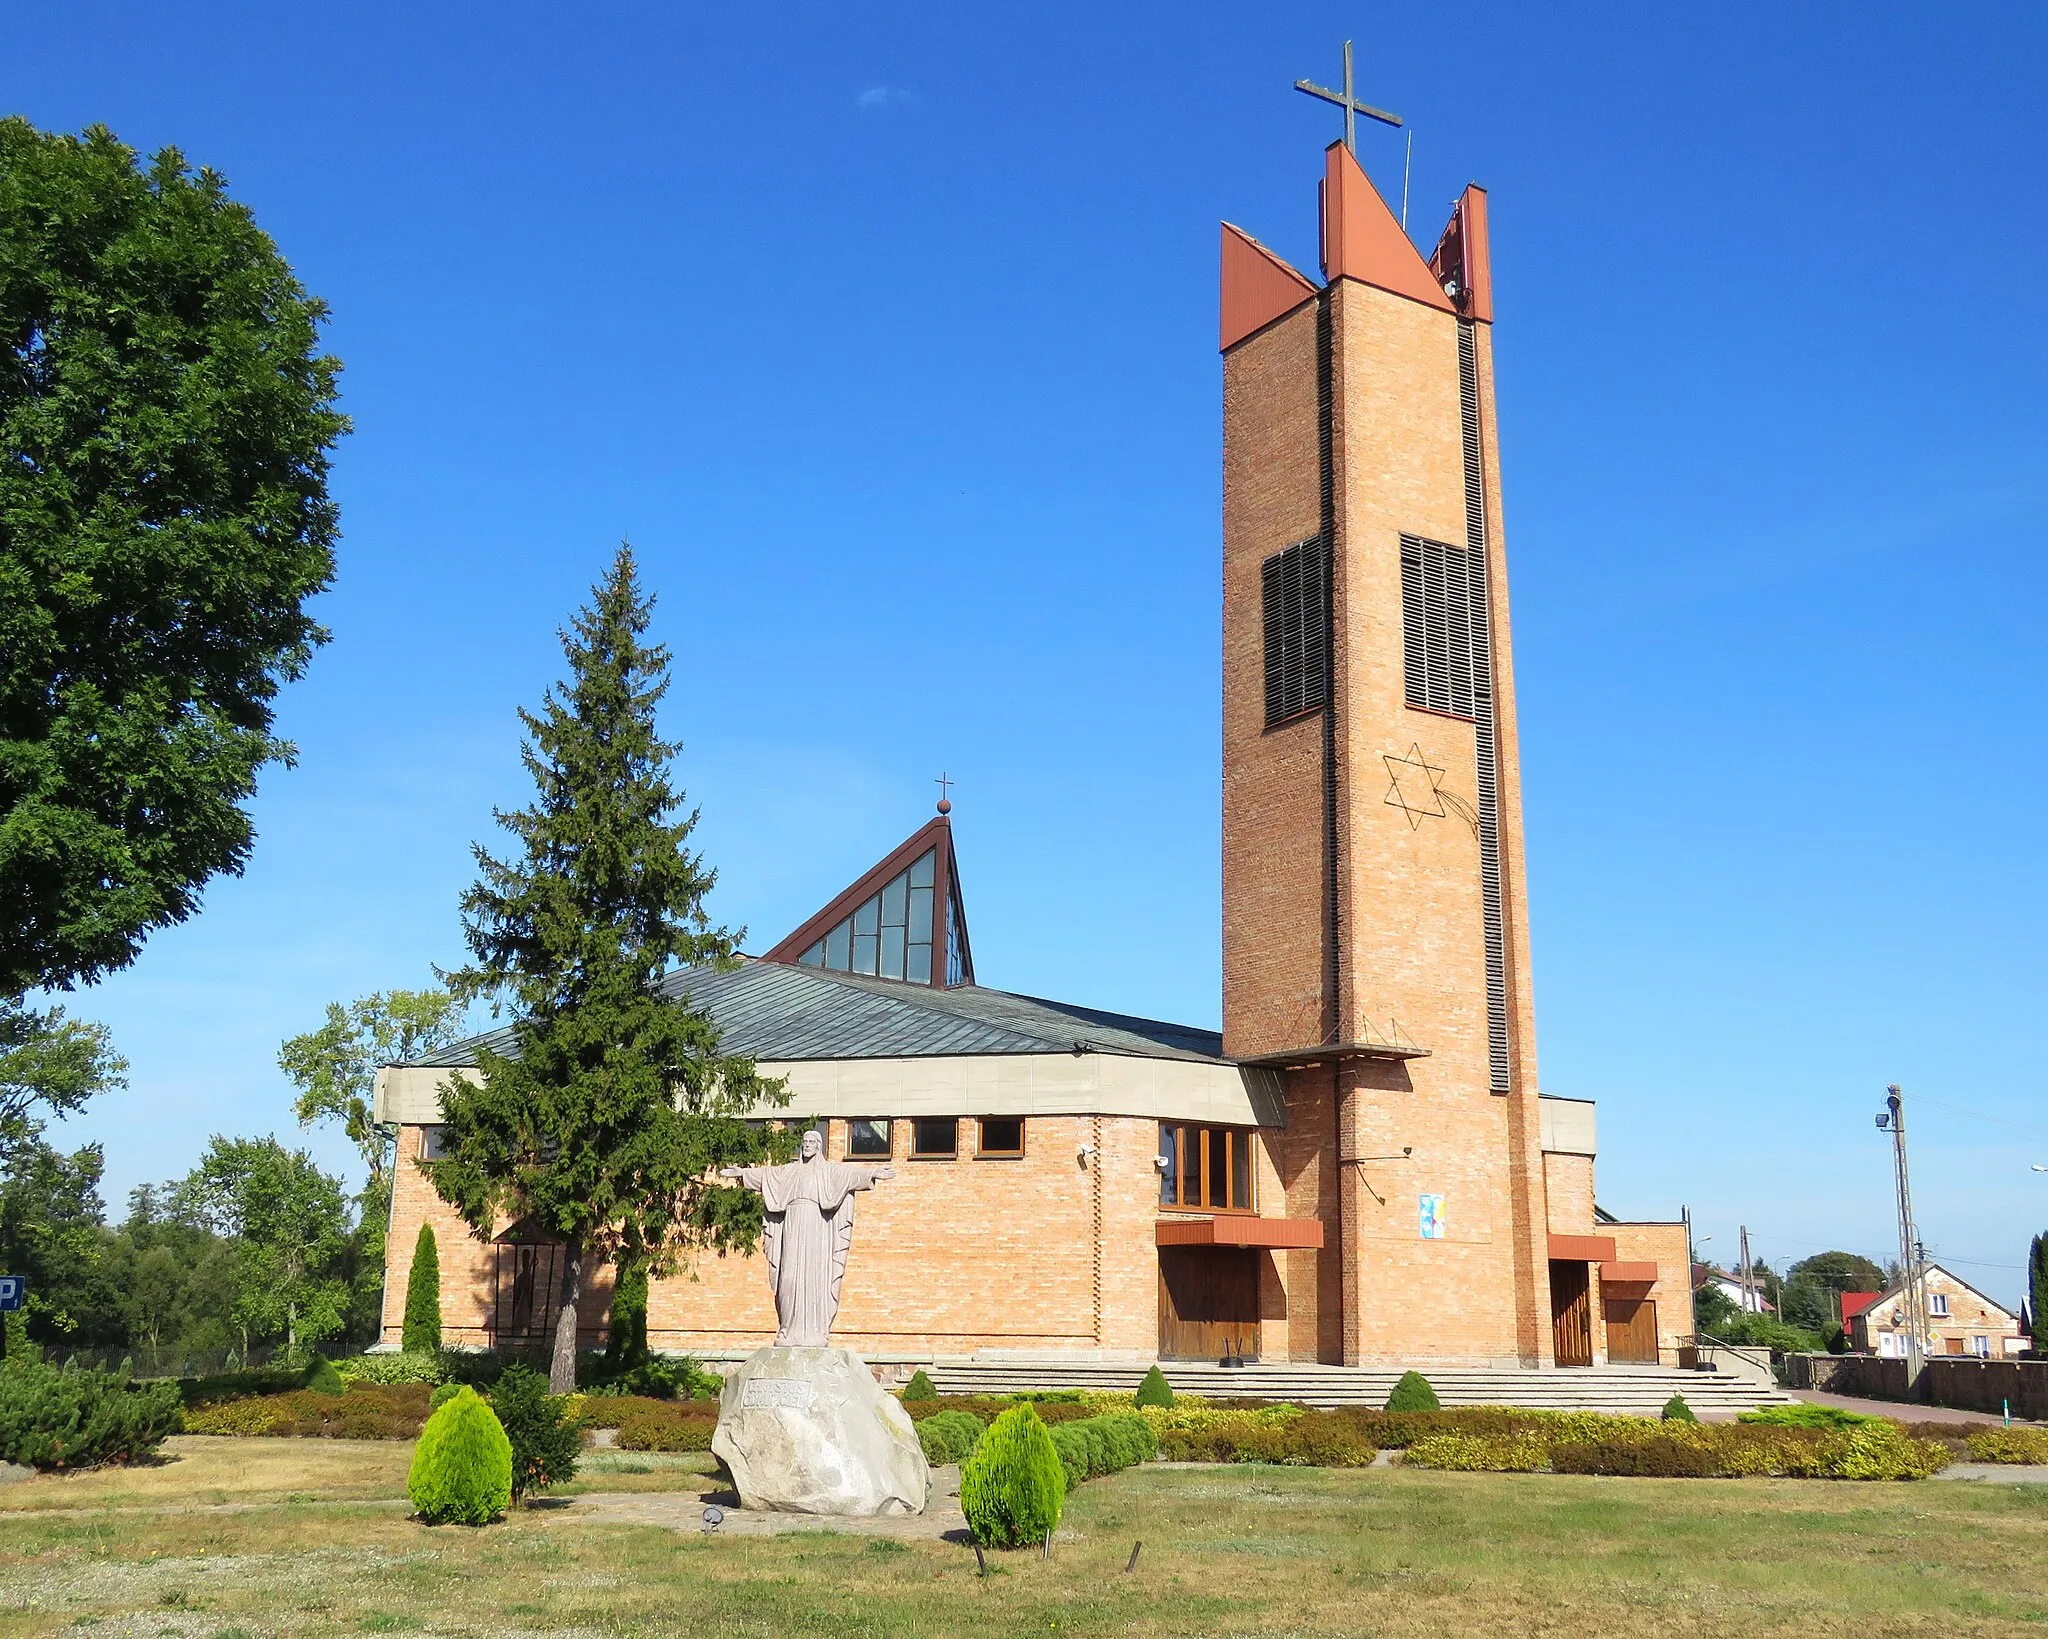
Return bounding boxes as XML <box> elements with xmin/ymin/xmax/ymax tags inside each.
<box><xmin>0</xmin><ymin>1277</ymin><xmax>24</xmax><ymax>1312</ymax></box>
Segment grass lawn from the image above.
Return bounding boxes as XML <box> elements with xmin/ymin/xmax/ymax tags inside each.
<box><xmin>0</xmin><ymin>1437</ymin><xmax>2043</xmax><ymax>1637</ymax></box>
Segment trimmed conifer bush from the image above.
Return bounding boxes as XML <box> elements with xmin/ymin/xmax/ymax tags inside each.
<box><xmin>402</xmin><ymin>1222</ymin><xmax>442</xmax><ymax>1354</ymax></box>
<box><xmin>1661</xmin><ymin>1394</ymin><xmax>1696</xmax><ymax>1423</ymax></box>
<box><xmin>0</xmin><ymin>1360</ymin><xmax>183</xmax><ymax>1470</ymax></box>
<box><xmin>1047</xmin><ymin>1422</ymin><xmax>1090</xmax><ymax>1491</ymax></box>
<box><xmin>1385</xmin><ymin>1371</ymin><xmax>1440</xmax><ymax>1413</ymax></box>
<box><xmin>430</xmin><ymin>1383</ymin><xmax>463</xmax><ymax>1413</ymax></box>
<box><xmin>408</xmin><ymin>1386</ymin><xmax>513</xmax><ymax>1524</ymax></box>
<box><xmin>915</xmin><ymin>1409</ymin><xmax>985</xmax><ymax>1466</ymax></box>
<box><xmin>304</xmin><ymin>1354</ymin><xmax>346</xmax><ymax>1396</ymax></box>
<box><xmin>1135</xmin><ymin>1365</ymin><xmax>1174</xmax><ymax>1408</ymax></box>
<box><xmin>604</xmin><ymin>1261</ymin><xmax>649</xmax><ymax>1371</ymax></box>
<box><xmin>961</xmin><ymin>1404</ymin><xmax>1065</xmax><ymax>1548</ymax></box>
<box><xmin>489</xmin><ymin>1365</ymin><xmax>580</xmax><ymax>1501</ymax></box>
<box><xmin>903</xmin><ymin>1368</ymin><xmax>938</xmax><ymax>1401</ymax></box>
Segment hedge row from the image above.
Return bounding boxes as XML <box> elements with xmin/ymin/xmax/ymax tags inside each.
<box><xmin>183</xmin><ymin>1383</ymin><xmax>434</xmax><ymax>1440</ymax></box>
<box><xmin>1965</xmin><ymin>1427</ymin><xmax>2048</xmax><ymax>1464</ymax></box>
<box><xmin>1046</xmin><ymin>1413</ymin><xmax>1158</xmax><ymax>1491</ymax></box>
<box><xmin>1409</xmin><ymin>1418</ymin><xmax>1950</xmax><ymax>1480</ymax></box>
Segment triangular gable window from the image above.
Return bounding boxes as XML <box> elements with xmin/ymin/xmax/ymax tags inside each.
<box><xmin>797</xmin><ymin>848</ymin><xmax>938</xmax><ymax>983</ymax></box>
<box><xmin>764</xmin><ymin>813</ymin><xmax>974</xmax><ymax>987</ymax></box>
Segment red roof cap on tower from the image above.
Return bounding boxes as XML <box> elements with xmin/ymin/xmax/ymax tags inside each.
<box><xmin>1219</xmin><ymin>223</ymin><xmax>1318</xmax><ymax>352</ymax></box>
<box><xmin>1428</xmin><ymin>183</ymin><xmax>1494</xmax><ymax>323</ymax></box>
<box><xmin>1319</xmin><ymin>141</ymin><xmax>1457</xmax><ymax>313</ymax></box>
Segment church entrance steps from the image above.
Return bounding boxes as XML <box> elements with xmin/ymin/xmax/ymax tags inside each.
<box><xmin>924</xmin><ymin>1358</ymin><xmax>1797</xmax><ymax>1415</ymax></box>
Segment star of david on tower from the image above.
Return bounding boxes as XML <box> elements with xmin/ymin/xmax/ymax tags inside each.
<box><xmin>1295</xmin><ymin>39</ymin><xmax>1403</xmax><ymax>157</ymax></box>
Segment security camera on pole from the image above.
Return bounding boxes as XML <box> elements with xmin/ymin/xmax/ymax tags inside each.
<box><xmin>1875</xmin><ymin>1085</ymin><xmax>1927</xmax><ymax>1385</ymax></box>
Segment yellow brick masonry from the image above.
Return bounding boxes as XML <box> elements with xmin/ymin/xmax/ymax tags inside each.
<box><xmin>385</xmin><ymin>1113</ymin><xmax>1205</xmax><ymax>1357</ymax></box>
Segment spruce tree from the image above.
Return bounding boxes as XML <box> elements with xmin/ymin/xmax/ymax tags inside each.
<box><xmin>402</xmin><ymin>1221</ymin><xmax>442</xmax><ymax>1354</ymax></box>
<box><xmin>423</xmin><ymin>547</ymin><xmax>789</xmax><ymax>1391</ymax></box>
<box><xmin>2031</xmin><ymin>1233</ymin><xmax>2048</xmax><ymax>1351</ymax></box>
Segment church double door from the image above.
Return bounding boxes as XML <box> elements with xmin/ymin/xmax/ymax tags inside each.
<box><xmin>1549</xmin><ymin>1259</ymin><xmax>1593</xmax><ymax>1367</ymax></box>
<box><xmin>1158</xmin><ymin>1247</ymin><xmax>1260</xmax><ymax>1362</ymax></box>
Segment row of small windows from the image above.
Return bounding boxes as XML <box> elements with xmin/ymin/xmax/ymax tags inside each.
<box><xmin>840</xmin><ymin>1116</ymin><xmax>1024</xmax><ymax>1160</ymax></box>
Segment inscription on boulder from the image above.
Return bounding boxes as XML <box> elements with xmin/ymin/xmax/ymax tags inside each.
<box><xmin>741</xmin><ymin>1377</ymin><xmax>815</xmax><ymax>1411</ymax></box>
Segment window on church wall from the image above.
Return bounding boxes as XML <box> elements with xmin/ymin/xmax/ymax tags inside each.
<box><xmin>1262</xmin><ymin>538</ymin><xmax>1329</xmax><ymax>727</ymax></box>
<box><xmin>911</xmin><ymin>1118</ymin><xmax>957</xmax><ymax>1159</ymax></box>
<box><xmin>420</xmin><ymin>1125</ymin><xmax>449</xmax><ymax>1161</ymax></box>
<box><xmin>1157</xmin><ymin>1122</ymin><xmax>1255</xmax><ymax>1213</ymax></box>
<box><xmin>796</xmin><ymin>850</ymin><xmax>938</xmax><ymax>983</ymax></box>
<box><xmin>976</xmin><ymin>1117</ymin><xmax>1024</xmax><ymax>1158</ymax></box>
<box><xmin>847</xmin><ymin>1119</ymin><xmax>892</xmax><ymax>1159</ymax></box>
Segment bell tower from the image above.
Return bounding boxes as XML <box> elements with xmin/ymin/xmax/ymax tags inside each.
<box><xmin>1220</xmin><ymin>132</ymin><xmax>1552</xmax><ymax>1366</ymax></box>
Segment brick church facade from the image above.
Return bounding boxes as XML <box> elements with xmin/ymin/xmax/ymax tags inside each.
<box><xmin>375</xmin><ymin>139</ymin><xmax>1691</xmax><ymax>1370</ymax></box>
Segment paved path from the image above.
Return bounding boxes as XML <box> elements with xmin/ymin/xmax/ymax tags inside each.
<box><xmin>1791</xmin><ymin>1390</ymin><xmax>2042</xmax><ymax>1426</ymax></box>
<box><xmin>1932</xmin><ymin>1464</ymin><xmax>2048</xmax><ymax>1484</ymax></box>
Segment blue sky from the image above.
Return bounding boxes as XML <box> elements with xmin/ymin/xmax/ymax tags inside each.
<box><xmin>7</xmin><ymin>3</ymin><xmax>2045</xmax><ymax>1306</ymax></box>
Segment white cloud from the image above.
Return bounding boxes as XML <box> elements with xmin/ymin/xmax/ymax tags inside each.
<box><xmin>857</xmin><ymin>86</ymin><xmax>911</xmax><ymax>111</ymax></box>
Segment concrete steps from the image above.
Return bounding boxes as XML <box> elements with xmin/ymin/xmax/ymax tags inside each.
<box><xmin>924</xmin><ymin>1357</ymin><xmax>1796</xmax><ymax>1415</ymax></box>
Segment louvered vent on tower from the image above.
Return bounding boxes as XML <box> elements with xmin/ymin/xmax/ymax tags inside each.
<box><xmin>1262</xmin><ymin>537</ymin><xmax>1329</xmax><ymax>727</ymax></box>
<box><xmin>1399</xmin><ymin>535</ymin><xmax>1487</xmax><ymax>720</ymax></box>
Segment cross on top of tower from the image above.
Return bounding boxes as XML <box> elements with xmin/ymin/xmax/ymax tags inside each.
<box><xmin>1295</xmin><ymin>39</ymin><xmax>1403</xmax><ymax>156</ymax></box>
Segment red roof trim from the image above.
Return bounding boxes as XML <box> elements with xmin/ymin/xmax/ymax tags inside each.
<box><xmin>759</xmin><ymin>816</ymin><xmax>971</xmax><ymax>985</ymax></box>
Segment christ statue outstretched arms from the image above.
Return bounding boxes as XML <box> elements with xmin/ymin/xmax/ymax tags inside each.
<box><xmin>720</xmin><ymin>1129</ymin><xmax>895</xmax><ymax>1347</ymax></box>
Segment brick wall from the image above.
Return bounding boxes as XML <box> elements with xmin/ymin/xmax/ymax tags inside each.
<box><xmin>386</xmin><ymin>1114</ymin><xmax>1181</xmax><ymax>1356</ymax></box>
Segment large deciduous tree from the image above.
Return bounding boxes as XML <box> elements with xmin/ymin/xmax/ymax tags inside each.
<box><xmin>0</xmin><ymin>118</ymin><xmax>346</xmax><ymax>998</ymax></box>
<box><xmin>279</xmin><ymin>991</ymin><xmax>468</xmax><ymax>1195</ymax></box>
<box><xmin>423</xmin><ymin>546</ymin><xmax>788</xmax><ymax>1391</ymax></box>
<box><xmin>172</xmin><ymin>1136</ymin><xmax>352</xmax><ymax>1362</ymax></box>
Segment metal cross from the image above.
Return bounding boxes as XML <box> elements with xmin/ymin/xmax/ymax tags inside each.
<box><xmin>1295</xmin><ymin>39</ymin><xmax>1402</xmax><ymax>156</ymax></box>
<box><xmin>935</xmin><ymin>771</ymin><xmax>953</xmax><ymax>805</ymax></box>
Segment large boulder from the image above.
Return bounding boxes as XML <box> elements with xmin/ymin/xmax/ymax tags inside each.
<box><xmin>712</xmin><ymin>1345</ymin><xmax>928</xmax><ymax>1516</ymax></box>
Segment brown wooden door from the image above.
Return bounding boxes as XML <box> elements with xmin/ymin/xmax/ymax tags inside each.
<box><xmin>1550</xmin><ymin>1259</ymin><xmax>1593</xmax><ymax>1367</ymax></box>
<box><xmin>1158</xmin><ymin>1247</ymin><xmax>1260</xmax><ymax>1361</ymax></box>
<box><xmin>1603</xmin><ymin>1295</ymin><xmax>1660</xmax><ymax>1363</ymax></box>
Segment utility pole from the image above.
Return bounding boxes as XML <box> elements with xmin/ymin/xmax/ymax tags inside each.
<box><xmin>1738</xmin><ymin>1224</ymin><xmax>1755</xmax><ymax>1313</ymax></box>
<box><xmin>1877</xmin><ymin>1084</ymin><xmax>1926</xmax><ymax>1384</ymax></box>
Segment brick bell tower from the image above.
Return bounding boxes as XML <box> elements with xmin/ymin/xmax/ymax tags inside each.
<box><xmin>1220</xmin><ymin>137</ymin><xmax>1553</xmax><ymax>1366</ymax></box>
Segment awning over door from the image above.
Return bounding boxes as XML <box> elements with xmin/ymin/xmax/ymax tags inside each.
<box><xmin>1157</xmin><ymin>1216</ymin><xmax>1324</xmax><ymax>1249</ymax></box>
<box><xmin>1548</xmin><ymin>1233</ymin><xmax>1617</xmax><ymax>1262</ymax></box>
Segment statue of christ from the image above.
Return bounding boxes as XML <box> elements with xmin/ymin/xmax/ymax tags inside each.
<box><xmin>720</xmin><ymin>1130</ymin><xmax>895</xmax><ymax>1347</ymax></box>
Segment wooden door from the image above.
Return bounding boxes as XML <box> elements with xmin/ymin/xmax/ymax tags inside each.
<box><xmin>1550</xmin><ymin>1259</ymin><xmax>1593</xmax><ymax>1367</ymax></box>
<box><xmin>1603</xmin><ymin>1295</ymin><xmax>1660</xmax><ymax>1363</ymax></box>
<box><xmin>1158</xmin><ymin>1248</ymin><xmax>1260</xmax><ymax>1361</ymax></box>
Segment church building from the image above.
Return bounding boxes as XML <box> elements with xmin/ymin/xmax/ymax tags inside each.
<box><xmin>375</xmin><ymin>132</ymin><xmax>1691</xmax><ymax>1371</ymax></box>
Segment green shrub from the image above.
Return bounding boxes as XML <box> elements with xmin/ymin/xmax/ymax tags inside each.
<box><xmin>182</xmin><ymin>1383</ymin><xmax>433</xmax><ymax>1440</ymax></box>
<box><xmin>488</xmin><ymin>1365</ymin><xmax>580</xmax><ymax>1501</ymax></box>
<box><xmin>915</xmin><ymin>1410</ymin><xmax>985</xmax><ymax>1466</ymax></box>
<box><xmin>1135</xmin><ymin>1365</ymin><xmax>1174</xmax><ymax>1409</ymax></box>
<box><xmin>1404</xmin><ymin>1432</ymin><xmax>1552</xmax><ymax>1472</ymax></box>
<box><xmin>407</xmin><ymin>1386</ymin><xmax>513</xmax><ymax>1524</ymax></box>
<box><xmin>430</xmin><ymin>1382</ymin><xmax>463</xmax><ymax>1413</ymax></box>
<box><xmin>902</xmin><ymin>1369</ymin><xmax>938</xmax><ymax>1401</ymax></box>
<box><xmin>335</xmin><ymin>1352</ymin><xmax>446</xmax><ymax>1387</ymax></box>
<box><xmin>0</xmin><ymin>1360</ymin><xmax>183</xmax><ymax>1469</ymax></box>
<box><xmin>960</xmin><ymin>1404</ymin><xmax>1066</xmax><ymax>1548</ymax></box>
<box><xmin>1385</xmin><ymin>1371</ymin><xmax>1440</xmax><ymax>1413</ymax></box>
<box><xmin>402</xmin><ymin>1222</ymin><xmax>442</xmax><ymax>1354</ymax></box>
<box><xmin>178</xmin><ymin>1366</ymin><xmax>307</xmax><ymax>1408</ymax></box>
<box><xmin>1739</xmin><ymin>1403</ymin><xmax>1876</xmax><ymax>1430</ymax></box>
<box><xmin>1660</xmin><ymin>1395</ymin><xmax>1696</xmax><ymax>1423</ymax></box>
<box><xmin>604</xmin><ymin>1260</ymin><xmax>649</xmax><ymax>1371</ymax></box>
<box><xmin>611</xmin><ymin>1399</ymin><xmax>717</xmax><ymax>1452</ymax></box>
<box><xmin>1551</xmin><ymin>1435</ymin><xmax>1718</xmax><ymax>1477</ymax></box>
<box><xmin>1966</xmin><ymin>1427</ymin><xmax>2048</xmax><ymax>1464</ymax></box>
<box><xmin>304</xmin><ymin>1355</ymin><xmax>346</xmax><ymax>1396</ymax></box>
<box><xmin>1046</xmin><ymin>1423</ymin><xmax>1090</xmax><ymax>1492</ymax></box>
<box><xmin>577</xmin><ymin>1349</ymin><xmax>722</xmax><ymax>1401</ymax></box>
<box><xmin>1814</xmin><ymin>1421</ymin><xmax>1948</xmax><ymax>1480</ymax></box>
